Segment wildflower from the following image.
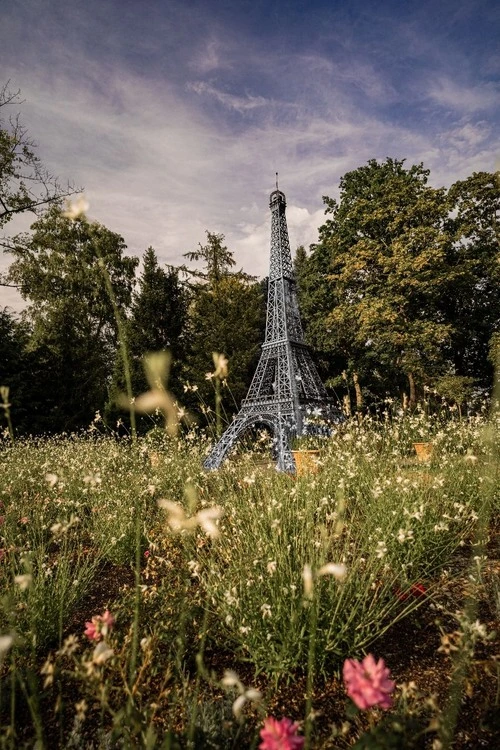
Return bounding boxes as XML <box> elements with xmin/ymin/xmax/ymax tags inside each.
<box><xmin>318</xmin><ymin>562</ymin><xmax>347</xmax><ymax>580</ymax></box>
<box><xmin>92</xmin><ymin>641</ymin><xmax>114</xmax><ymax>665</ymax></box>
<box><xmin>84</xmin><ymin>619</ymin><xmax>100</xmax><ymax>642</ymax></box>
<box><xmin>41</xmin><ymin>657</ymin><xmax>55</xmax><ymax>688</ymax></box>
<box><xmin>157</xmin><ymin>499</ymin><xmax>223</xmax><ymax>538</ymax></box>
<box><xmin>221</xmin><ymin>670</ymin><xmax>261</xmax><ymax>719</ymax></box>
<box><xmin>14</xmin><ymin>574</ymin><xmax>32</xmax><ymax>591</ymax></box>
<box><xmin>396</xmin><ymin>528</ymin><xmax>414</xmax><ymax>543</ymax></box>
<box><xmin>84</xmin><ymin>610</ymin><xmax>115</xmax><ymax>642</ymax></box>
<box><xmin>75</xmin><ymin>699</ymin><xmax>87</xmax><ymax>722</ymax></box>
<box><xmin>302</xmin><ymin>564</ymin><xmax>313</xmax><ymax>599</ymax></box>
<box><xmin>343</xmin><ymin>654</ymin><xmax>395</xmax><ymax>710</ymax></box>
<box><xmin>260</xmin><ymin>603</ymin><xmax>272</xmax><ymax>619</ymax></box>
<box><xmin>259</xmin><ymin>716</ymin><xmax>305</xmax><ymax>750</ymax></box>
<box><xmin>0</xmin><ymin>634</ymin><xmax>14</xmax><ymax>662</ymax></box>
<box><xmin>212</xmin><ymin>352</ymin><xmax>229</xmax><ymax>379</ymax></box>
<box><xmin>267</xmin><ymin>561</ymin><xmax>277</xmax><ymax>574</ymax></box>
<box><xmin>144</xmin><ymin>550</ymin><xmax>151</xmax><ymax>558</ymax></box>
<box><xmin>57</xmin><ymin>635</ymin><xmax>79</xmax><ymax>657</ymax></box>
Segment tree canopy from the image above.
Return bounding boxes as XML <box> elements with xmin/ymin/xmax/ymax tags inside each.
<box><xmin>6</xmin><ymin>206</ymin><xmax>138</xmax><ymax>432</ymax></box>
<box><xmin>297</xmin><ymin>160</ymin><xmax>499</xmax><ymax>408</ymax></box>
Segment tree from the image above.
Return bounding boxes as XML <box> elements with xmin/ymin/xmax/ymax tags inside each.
<box><xmin>6</xmin><ymin>205</ymin><xmax>138</xmax><ymax>432</ymax></box>
<box><xmin>443</xmin><ymin>171</ymin><xmax>500</xmax><ymax>388</ymax></box>
<box><xmin>309</xmin><ymin>159</ymin><xmax>452</xmax><ymax>407</ymax></box>
<box><xmin>183</xmin><ymin>231</ymin><xmax>236</xmax><ymax>283</ymax></box>
<box><xmin>0</xmin><ymin>83</ymin><xmax>75</xmax><ymax>230</ymax></box>
<box><xmin>183</xmin><ymin>233</ymin><xmax>265</xmax><ymax>423</ymax></box>
<box><xmin>0</xmin><ymin>307</ymin><xmax>31</xmax><ymax>434</ymax></box>
<box><xmin>105</xmin><ymin>247</ymin><xmax>190</xmax><ymax>430</ymax></box>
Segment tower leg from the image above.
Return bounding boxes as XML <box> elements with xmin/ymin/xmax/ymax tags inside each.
<box><xmin>203</xmin><ymin>410</ymin><xmax>296</xmax><ymax>473</ymax></box>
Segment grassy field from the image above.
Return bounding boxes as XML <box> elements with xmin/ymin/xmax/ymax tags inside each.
<box><xmin>0</xmin><ymin>408</ymin><xmax>498</xmax><ymax>748</ymax></box>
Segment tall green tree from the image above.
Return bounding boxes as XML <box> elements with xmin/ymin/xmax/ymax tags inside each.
<box><xmin>106</xmin><ymin>247</ymin><xmax>190</xmax><ymax>430</ymax></box>
<box><xmin>184</xmin><ymin>232</ymin><xmax>265</xmax><ymax>423</ymax></box>
<box><xmin>6</xmin><ymin>205</ymin><xmax>137</xmax><ymax>432</ymax></box>
<box><xmin>308</xmin><ymin>159</ymin><xmax>453</xmax><ymax>406</ymax></box>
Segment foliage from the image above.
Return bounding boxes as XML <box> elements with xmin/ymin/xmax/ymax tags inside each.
<box><xmin>298</xmin><ymin>161</ymin><xmax>499</xmax><ymax>409</ymax></box>
<box><xmin>183</xmin><ymin>233</ymin><xmax>265</xmax><ymax>422</ymax></box>
<box><xmin>443</xmin><ymin>171</ymin><xmax>500</xmax><ymax>386</ymax></box>
<box><xmin>5</xmin><ymin>206</ymin><xmax>138</xmax><ymax>432</ymax></box>
<box><xmin>0</xmin><ymin>308</ymin><xmax>30</xmax><ymax>434</ymax></box>
<box><xmin>313</xmin><ymin>159</ymin><xmax>452</xmax><ymax>406</ymax></box>
<box><xmin>106</xmin><ymin>247</ymin><xmax>190</xmax><ymax>431</ymax></box>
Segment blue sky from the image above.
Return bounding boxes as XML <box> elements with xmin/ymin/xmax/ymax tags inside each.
<box><xmin>1</xmin><ymin>0</ymin><xmax>499</xmax><ymax>310</ymax></box>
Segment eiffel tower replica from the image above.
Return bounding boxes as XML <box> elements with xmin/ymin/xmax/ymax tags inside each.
<box><xmin>204</xmin><ymin>180</ymin><xmax>339</xmax><ymax>473</ymax></box>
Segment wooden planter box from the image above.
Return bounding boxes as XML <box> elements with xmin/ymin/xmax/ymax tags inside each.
<box><xmin>413</xmin><ymin>442</ymin><xmax>433</xmax><ymax>463</ymax></box>
<box><xmin>292</xmin><ymin>449</ymin><xmax>321</xmax><ymax>476</ymax></box>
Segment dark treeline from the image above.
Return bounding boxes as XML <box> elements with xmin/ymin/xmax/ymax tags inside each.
<box><xmin>1</xmin><ymin>86</ymin><xmax>499</xmax><ymax>436</ymax></box>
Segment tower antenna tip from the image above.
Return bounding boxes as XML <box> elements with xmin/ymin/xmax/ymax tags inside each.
<box><xmin>275</xmin><ymin>172</ymin><xmax>279</xmax><ymax>190</ymax></box>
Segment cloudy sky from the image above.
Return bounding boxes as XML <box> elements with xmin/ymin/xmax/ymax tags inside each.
<box><xmin>1</xmin><ymin>0</ymin><xmax>499</xmax><ymax>311</ymax></box>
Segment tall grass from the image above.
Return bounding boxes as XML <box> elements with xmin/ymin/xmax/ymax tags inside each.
<box><xmin>0</xmin><ymin>402</ymin><xmax>498</xmax><ymax>746</ymax></box>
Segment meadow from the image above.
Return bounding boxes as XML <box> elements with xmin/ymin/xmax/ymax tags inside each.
<box><xmin>0</xmin><ymin>406</ymin><xmax>498</xmax><ymax>749</ymax></box>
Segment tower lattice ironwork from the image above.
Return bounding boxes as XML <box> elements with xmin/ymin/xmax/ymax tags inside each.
<box><xmin>204</xmin><ymin>184</ymin><xmax>339</xmax><ymax>473</ymax></box>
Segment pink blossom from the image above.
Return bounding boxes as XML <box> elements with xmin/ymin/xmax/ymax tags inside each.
<box><xmin>100</xmin><ymin>610</ymin><xmax>115</xmax><ymax>632</ymax></box>
<box><xmin>84</xmin><ymin>617</ymin><xmax>101</xmax><ymax>641</ymax></box>
<box><xmin>343</xmin><ymin>654</ymin><xmax>395</xmax><ymax>710</ymax></box>
<box><xmin>144</xmin><ymin>550</ymin><xmax>150</xmax><ymax>558</ymax></box>
<box><xmin>259</xmin><ymin>717</ymin><xmax>305</xmax><ymax>750</ymax></box>
<box><xmin>84</xmin><ymin>610</ymin><xmax>115</xmax><ymax>642</ymax></box>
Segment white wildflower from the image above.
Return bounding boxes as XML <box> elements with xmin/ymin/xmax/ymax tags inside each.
<box><xmin>221</xmin><ymin>670</ymin><xmax>261</xmax><ymax>720</ymax></box>
<box><xmin>302</xmin><ymin>564</ymin><xmax>314</xmax><ymax>599</ymax></box>
<box><xmin>14</xmin><ymin>574</ymin><xmax>32</xmax><ymax>591</ymax></box>
<box><xmin>317</xmin><ymin>562</ymin><xmax>347</xmax><ymax>580</ymax></box>
<box><xmin>260</xmin><ymin>603</ymin><xmax>272</xmax><ymax>619</ymax></box>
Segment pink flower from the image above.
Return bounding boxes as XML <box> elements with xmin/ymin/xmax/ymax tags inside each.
<box><xmin>84</xmin><ymin>617</ymin><xmax>101</xmax><ymax>641</ymax></box>
<box><xmin>259</xmin><ymin>717</ymin><xmax>305</xmax><ymax>750</ymax></box>
<box><xmin>84</xmin><ymin>610</ymin><xmax>115</xmax><ymax>642</ymax></box>
<box><xmin>100</xmin><ymin>610</ymin><xmax>114</xmax><ymax>633</ymax></box>
<box><xmin>343</xmin><ymin>654</ymin><xmax>395</xmax><ymax>710</ymax></box>
<box><xmin>144</xmin><ymin>550</ymin><xmax>150</xmax><ymax>558</ymax></box>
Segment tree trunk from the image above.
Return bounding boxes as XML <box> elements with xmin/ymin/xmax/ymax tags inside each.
<box><xmin>353</xmin><ymin>371</ymin><xmax>363</xmax><ymax>411</ymax></box>
<box><xmin>408</xmin><ymin>371</ymin><xmax>416</xmax><ymax>409</ymax></box>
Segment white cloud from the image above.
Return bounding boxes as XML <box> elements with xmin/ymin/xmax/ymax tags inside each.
<box><xmin>426</xmin><ymin>77</ymin><xmax>499</xmax><ymax>113</ymax></box>
<box><xmin>188</xmin><ymin>81</ymin><xmax>270</xmax><ymax>112</ymax></box>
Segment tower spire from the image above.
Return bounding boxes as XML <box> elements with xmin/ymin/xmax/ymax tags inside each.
<box><xmin>203</xmin><ymin>183</ymin><xmax>340</xmax><ymax>473</ymax></box>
